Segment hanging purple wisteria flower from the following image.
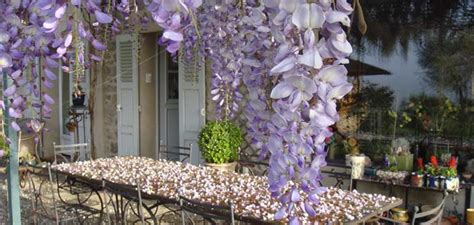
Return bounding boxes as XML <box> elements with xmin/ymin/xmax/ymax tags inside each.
<box><xmin>1</xmin><ymin>0</ymin><xmax>355</xmax><ymax>223</ymax></box>
<box><xmin>148</xmin><ymin>0</ymin><xmax>354</xmax><ymax>223</ymax></box>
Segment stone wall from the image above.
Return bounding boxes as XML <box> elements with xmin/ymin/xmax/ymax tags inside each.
<box><xmin>101</xmin><ymin>39</ymin><xmax>118</xmax><ymax>157</ymax></box>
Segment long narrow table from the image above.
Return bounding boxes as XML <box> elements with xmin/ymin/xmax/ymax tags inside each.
<box><xmin>52</xmin><ymin>156</ymin><xmax>402</xmax><ymax>224</ymax></box>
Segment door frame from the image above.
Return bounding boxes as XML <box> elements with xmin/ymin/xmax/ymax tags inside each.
<box><xmin>58</xmin><ymin>63</ymin><xmax>74</xmax><ymax>145</ymax></box>
<box><xmin>155</xmin><ymin>46</ymin><xmax>160</xmax><ymax>158</ymax></box>
<box><xmin>155</xmin><ymin>46</ymin><xmax>163</xmax><ymax>158</ymax></box>
<box><xmin>155</xmin><ymin>46</ymin><xmax>180</xmax><ymax>158</ymax></box>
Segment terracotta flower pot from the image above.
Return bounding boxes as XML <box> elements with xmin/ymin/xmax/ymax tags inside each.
<box><xmin>411</xmin><ymin>173</ymin><xmax>424</xmax><ymax>187</ymax></box>
<box><xmin>205</xmin><ymin>161</ymin><xmax>237</xmax><ymax>172</ymax></box>
<box><xmin>65</xmin><ymin>121</ymin><xmax>77</xmax><ymax>132</ymax></box>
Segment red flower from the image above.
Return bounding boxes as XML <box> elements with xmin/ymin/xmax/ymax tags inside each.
<box><xmin>430</xmin><ymin>155</ymin><xmax>438</xmax><ymax>168</ymax></box>
<box><xmin>417</xmin><ymin>158</ymin><xmax>423</xmax><ymax>169</ymax></box>
<box><xmin>449</xmin><ymin>156</ymin><xmax>457</xmax><ymax>169</ymax></box>
<box><xmin>324</xmin><ymin>137</ymin><xmax>331</xmax><ymax>144</ymax></box>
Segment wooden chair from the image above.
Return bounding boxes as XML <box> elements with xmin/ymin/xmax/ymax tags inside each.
<box><xmin>102</xmin><ymin>179</ymin><xmax>160</xmax><ymax>224</ymax></box>
<box><xmin>53</xmin><ymin>142</ymin><xmax>90</xmax><ymax>164</ymax></box>
<box><xmin>158</xmin><ymin>140</ymin><xmax>192</xmax><ymax>163</ymax></box>
<box><xmin>25</xmin><ymin>163</ymin><xmax>100</xmax><ymax>224</ymax></box>
<box><xmin>377</xmin><ymin>192</ymin><xmax>448</xmax><ymax>225</ymax></box>
<box><xmin>179</xmin><ymin>196</ymin><xmax>235</xmax><ymax>225</ymax></box>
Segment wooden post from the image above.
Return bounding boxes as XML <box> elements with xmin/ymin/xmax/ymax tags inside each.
<box><xmin>3</xmin><ymin>71</ymin><xmax>21</xmax><ymax>224</ymax></box>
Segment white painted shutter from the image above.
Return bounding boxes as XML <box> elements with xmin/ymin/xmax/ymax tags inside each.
<box><xmin>179</xmin><ymin>56</ymin><xmax>206</xmax><ymax>165</ymax></box>
<box><xmin>116</xmin><ymin>35</ymin><xmax>139</xmax><ymax>156</ymax></box>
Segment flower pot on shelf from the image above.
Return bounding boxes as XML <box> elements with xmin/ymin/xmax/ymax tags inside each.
<box><xmin>350</xmin><ymin>155</ymin><xmax>366</xmax><ymax>179</ymax></box>
<box><xmin>411</xmin><ymin>173</ymin><xmax>424</xmax><ymax>187</ymax></box>
<box><xmin>424</xmin><ymin>174</ymin><xmax>430</xmax><ymax>187</ymax></box>
<box><xmin>389</xmin><ymin>154</ymin><xmax>413</xmax><ymax>172</ymax></box>
<box><xmin>205</xmin><ymin>161</ymin><xmax>237</xmax><ymax>172</ymax></box>
<box><xmin>428</xmin><ymin>175</ymin><xmax>439</xmax><ymax>188</ymax></box>
<box><xmin>72</xmin><ymin>94</ymin><xmax>86</xmax><ymax>106</ymax></box>
<box><xmin>439</xmin><ymin>176</ymin><xmax>446</xmax><ymax>190</ymax></box>
<box><xmin>445</xmin><ymin>177</ymin><xmax>459</xmax><ymax>192</ymax></box>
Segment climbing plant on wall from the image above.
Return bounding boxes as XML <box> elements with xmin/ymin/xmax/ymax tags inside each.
<box><xmin>0</xmin><ymin>0</ymin><xmax>353</xmax><ymax>223</ymax></box>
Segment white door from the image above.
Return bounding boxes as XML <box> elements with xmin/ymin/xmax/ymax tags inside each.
<box><xmin>159</xmin><ymin>51</ymin><xmax>179</xmax><ymax>154</ymax></box>
<box><xmin>116</xmin><ymin>35</ymin><xmax>139</xmax><ymax>156</ymax></box>
<box><xmin>179</xmin><ymin>57</ymin><xmax>206</xmax><ymax>165</ymax></box>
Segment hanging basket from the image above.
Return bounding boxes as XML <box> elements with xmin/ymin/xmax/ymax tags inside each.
<box><xmin>65</xmin><ymin>120</ymin><xmax>77</xmax><ymax>132</ymax></box>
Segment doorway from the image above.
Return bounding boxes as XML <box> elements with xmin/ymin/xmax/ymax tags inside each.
<box><xmin>158</xmin><ymin>49</ymin><xmax>180</xmax><ymax>156</ymax></box>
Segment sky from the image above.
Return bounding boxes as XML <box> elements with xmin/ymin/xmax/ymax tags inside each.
<box><xmin>356</xmin><ymin>41</ymin><xmax>447</xmax><ymax>108</ymax></box>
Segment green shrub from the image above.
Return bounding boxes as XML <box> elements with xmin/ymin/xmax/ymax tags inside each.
<box><xmin>0</xmin><ymin>138</ymin><xmax>9</xmax><ymax>161</ymax></box>
<box><xmin>198</xmin><ymin>120</ymin><xmax>242</xmax><ymax>164</ymax></box>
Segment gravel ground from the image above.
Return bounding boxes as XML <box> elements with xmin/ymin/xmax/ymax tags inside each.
<box><xmin>0</xmin><ymin>174</ymin><xmax>38</xmax><ymax>224</ymax></box>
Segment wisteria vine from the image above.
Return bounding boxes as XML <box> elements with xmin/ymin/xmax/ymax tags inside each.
<box><xmin>0</xmin><ymin>0</ymin><xmax>354</xmax><ymax>224</ymax></box>
<box><xmin>0</xmin><ymin>0</ymin><xmax>131</xmax><ymax>142</ymax></box>
<box><xmin>148</xmin><ymin>1</ymin><xmax>355</xmax><ymax>223</ymax></box>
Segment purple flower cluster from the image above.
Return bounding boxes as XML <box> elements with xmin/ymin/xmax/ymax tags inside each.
<box><xmin>0</xmin><ymin>0</ymin><xmax>128</xmax><ymax>135</ymax></box>
<box><xmin>262</xmin><ymin>1</ymin><xmax>354</xmax><ymax>223</ymax></box>
<box><xmin>1</xmin><ymin>1</ymin><xmax>354</xmax><ymax>223</ymax></box>
<box><xmin>0</xmin><ymin>1</ymin><xmax>58</xmax><ymax>132</ymax></box>
<box><xmin>198</xmin><ymin>5</ymin><xmax>245</xmax><ymax>119</ymax></box>
<box><xmin>150</xmin><ymin>1</ymin><xmax>355</xmax><ymax>224</ymax></box>
<box><xmin>146</xmin><ymin>0</ymin><xmax>202</xmax><ymax>55</ymax></box>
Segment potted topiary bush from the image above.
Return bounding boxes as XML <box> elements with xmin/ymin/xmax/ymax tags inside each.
<box><xmin>198</xmin><ymin>120</ymin><xmax>242</xmax><ymax>172</ymax></box>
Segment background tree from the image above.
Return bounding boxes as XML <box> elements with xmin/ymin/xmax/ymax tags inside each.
<box><xmin>418</xmin><ymin>29</ymin><xmax>474</xmax><ymax>111</ymax></box>
<box><xmin>352</xmin><ymin>0</ymin><xmax>473</xmax><ymax>57</ymax></box>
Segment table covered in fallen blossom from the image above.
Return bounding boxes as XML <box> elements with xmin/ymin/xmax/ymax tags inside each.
<box><xmin>52</xmin><ymin>156</ymin><xmax>401</xmax><ymax>224</ymax></box>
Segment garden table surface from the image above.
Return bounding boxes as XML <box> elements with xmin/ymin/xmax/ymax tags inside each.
<box><xmin>52</xmin><ymin>156</ymin><xmax>402</xmax><ymax>224</ymax></box>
